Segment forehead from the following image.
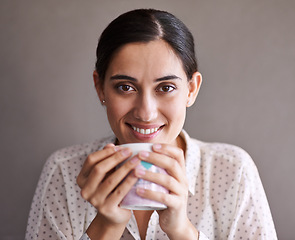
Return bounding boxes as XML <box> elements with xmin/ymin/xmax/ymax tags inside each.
<box><xmin>106</xmin><ymin>40</ymin><xmax>186</xmax><ymax>79</ymax></box>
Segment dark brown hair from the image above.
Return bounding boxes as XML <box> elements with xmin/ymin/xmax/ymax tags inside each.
<box><xmin>95</xmin><ymin>9</ymin><xmax>198</xmax><ymax>83</ymax></box>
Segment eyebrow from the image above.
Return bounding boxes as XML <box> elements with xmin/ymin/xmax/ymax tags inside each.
<box><xmin>110</xmin><ymin>74</ymin><xmax>137</xmax><ymax>81</ymax></box>
<box><xmin>110</xmin><ymin>74</ymin><xmax>182</xmax><ymax>82</ymax></box>
<box><xmin>156</xmin><ymin>75</ymin><xmax>182</xmax><ymax>82</ymax></box>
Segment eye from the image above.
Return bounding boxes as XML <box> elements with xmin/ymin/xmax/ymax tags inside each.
<box><xmin>117</xmin><ymin>84</ymin><xmax>135</xmax><ymax>92</ymax></box>
<box><xmin>158</xmin><ymin>85</ymin><xmax>176</xmax><ymax>93</ymax></box>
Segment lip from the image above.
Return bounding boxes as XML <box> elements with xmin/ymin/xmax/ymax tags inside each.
<box><xmin>126</xmin><ymin>123</ymin><xmax>164</xmax><ymax>140</ymax></box>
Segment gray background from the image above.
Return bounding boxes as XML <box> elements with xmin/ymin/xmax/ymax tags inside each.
<box><xmin>1</xmin><ymin>0</ymin><xmax>294</xmax><ymax>239</ymax></box>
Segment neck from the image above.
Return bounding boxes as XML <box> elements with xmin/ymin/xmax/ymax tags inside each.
<box><xmin>176</xmin><ymin>134</ymin><xmax>186</xmax><ymax>155</ymax></box>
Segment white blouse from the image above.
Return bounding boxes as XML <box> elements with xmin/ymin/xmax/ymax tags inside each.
<box><xmin>25</xmin><ymin>130</ymin><xmax>277</xmax><ymax>240</ymax></box>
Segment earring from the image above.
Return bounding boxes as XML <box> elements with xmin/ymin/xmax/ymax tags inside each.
<box><xmin>102</xmin><ymin>100</ymin><xmax>106</xmax><ymax>104</ymax></box>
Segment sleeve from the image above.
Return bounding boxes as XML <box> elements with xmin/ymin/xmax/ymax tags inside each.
<box><xmin>25</xmin><ymin>153</ymin><xmax>84</xmax><ymax>240</ymax></box>
<box><xmin>227</xmin><ymin>153</ymin><xmax>278</xmax><ymax>240</ymax></box>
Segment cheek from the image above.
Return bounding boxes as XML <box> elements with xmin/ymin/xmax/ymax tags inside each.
<box><xmin>105</xmin><ymin>98</ymin><xmax>131</xmax><ymax>126</ymax></box>
<box><xmin>107</xmin><ymin>103</ymin><xmax>125</xmax><ymax>121</ymax></box>
<box><xmin>161</xmin><ymin>97</ymin><xmax>187</xmax><ymax>121</ymax></box>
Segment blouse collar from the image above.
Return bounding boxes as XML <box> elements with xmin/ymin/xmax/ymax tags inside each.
<box><xmin>180</xmin><ymin>129</ymin><xmax>200</xmax><ymax>195</ymax></box>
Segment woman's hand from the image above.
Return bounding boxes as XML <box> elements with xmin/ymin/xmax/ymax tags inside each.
<box><xmin>134</xmin><ymin>143</ymin><xmax>199</xmax><ymax>240</ymax></box>
<box><xmin>76</xmin><ymin>144</ymin><xmax>140</xmax><ymax>239</ymax></box>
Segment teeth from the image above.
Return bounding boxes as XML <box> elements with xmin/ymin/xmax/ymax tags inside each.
<box><xmin>132</xmin><ymin>126</ymin><xmax>159</xmax><ymax>134</ymax></box>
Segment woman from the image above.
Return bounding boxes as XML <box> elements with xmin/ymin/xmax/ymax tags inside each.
<box><xmin>26</xmin><ymin>9</ymin><xmax>277</xmax><ymax>240</ymax></box>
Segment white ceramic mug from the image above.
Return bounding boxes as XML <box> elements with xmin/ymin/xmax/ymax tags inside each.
<box><xmin>119</xmin><ymin>143</ymin><xmax>168</xmax><ymax>210</ymax></box>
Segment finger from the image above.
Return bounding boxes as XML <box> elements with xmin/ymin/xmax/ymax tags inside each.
<box><xmin>79</xmin><ymin>147</ymin><xmax>117</xmax><ymax>182</ymax></box>
<box><xmin>153</xmin><ymin>144</ymin><xmax>186</xmax><ymax>171</ymax></box>
<box><xmin>80</xmin><ymin>148</ymin><xmax>132</xmax><ymax>199</ymax></box>
<box><xmin>138</xmin><ymin>151</ymin><xmax>185</xmax><ymax>183</ymax></box>
<box><xmin>96</xmin><ymin>172</ymin><xmax>138</xmax><ymax>221</ymax></box>
<box><xmin>94</xmin><ymin>157</ymin><xmax>141</xmax><ymax>203</ymax></box>
<box><xmin>103</xmin><ymin>143</ymin><xmax>116</xmax><ymax>149</ymax></box>
<box><xmin>107</xmin><ymin>172</ymin><xmax>139</xmax><ymax>206</ymax></box>
<box><xmin>77</xmin><ymin>148</ymin><xmax>114</xmax><ymax>189</ymax></box>
<box><xmin>103</xmin><ymin>143</ymin><xmax>123</xmax><ymax>151</ymax></box>
<box><xmin>134</xmin><ymin>168</ymin><xmax>181</xmax><ymax>194</ymax></box>
<box><xmin>136</xmin><ymin>187</ymin><xmax>179</xmax><ymax>209</ymax></box>
<box><xmin>78</xmin><ymin>147</ymin><xmax>130</xmax><ymax>189</ymax></box>
<box><xmin>88</xmin><ymin>157</ymin><xmax>140</xmax><ymax>208</ymax></box>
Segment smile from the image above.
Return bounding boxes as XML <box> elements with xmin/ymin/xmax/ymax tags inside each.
<box><xmin>131</xmin><ymin>126</ymin><xmax>160</xmax><ymax>135</ymax></box>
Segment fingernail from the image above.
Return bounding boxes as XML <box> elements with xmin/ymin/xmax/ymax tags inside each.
<box><xmin>135</xmin><ymin>167</ymin><xmax>146</xmax><ymax>176</ymax></box>
<box><xmin>114</xmin><ymin>146</ymin><xmax>121</xmax><ymax>151</ymax></box>
<box><xmin>153</xmin><ymin>144</ymin><xmax>161</xmax><ymax>150</ymax></box>
<box><xmin>121</xmin><ymin>148</ymin><xmax>131</xmax><ymax>157</ymax></box>
<box><xmin>139</xmin><ymin>151</ymin><xmax>149</xmax><ymax>159</ymax></box>
<box><xmin>136</xmin><ymin>188</ymin><xmax>145</xmax><ymax>196</ymax></box>
<box><xmin>130</xmin><ymin>157</ymin><xmax>139</xmax><ymax>164</ymax></box>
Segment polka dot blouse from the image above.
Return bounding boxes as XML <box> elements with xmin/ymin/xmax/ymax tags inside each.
<box><xmin>25</xmin><ymin>130</ymin><xmax>277</xmax><ymax>239</ymax></box>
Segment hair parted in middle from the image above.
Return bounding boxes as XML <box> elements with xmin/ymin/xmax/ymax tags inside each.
<box><xmin>95</xmin><ymin>9</ymin><xmax>198</xmax><ymax>84</ymax></box>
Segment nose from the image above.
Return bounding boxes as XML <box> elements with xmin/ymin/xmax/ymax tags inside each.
<box><xmin>133</xmin><ymin>93</ymin><xmax>158</xmax><ymax>122</ymax></box>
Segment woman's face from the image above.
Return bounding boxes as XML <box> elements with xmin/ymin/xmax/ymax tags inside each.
<box><xmin>95</xmin><ymin>40</ymin><xmax>201</xmax><ymax>147</ymax></box>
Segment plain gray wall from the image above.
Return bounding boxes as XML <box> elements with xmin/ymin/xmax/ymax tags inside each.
<box><xmin>1</xmin><ymin>0</ymin><xmax>294</xmax><ymax>239</ymax></box>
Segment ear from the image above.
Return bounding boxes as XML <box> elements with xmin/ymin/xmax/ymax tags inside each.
<box><xmin>186</xmin><ymin>72</ymin><xmax>202</xmax><ymax>107</ymax></box>
<box><xmin>93</xmin><ymin>71</ymin><xmax>105</xmax><ymax>104</ymax></box>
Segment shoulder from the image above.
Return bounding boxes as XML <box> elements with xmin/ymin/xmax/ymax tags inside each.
<box><xmin>40</xmin><ymin>135</ymin><xmax>116</xmax><ymax>179</ymax></box>
<box><xmin>201</xmin><ymin>141</ymin><xmax>252</xmax><ymax>163</ymax></box>
<box><xmin>189</xmin><ymin>137</ymin><xmax>262</xmax><ymax>192</ymax></box>
<box><xmin>33</xmin><ymin>135</ymin><xmax>116</xmax><ymax>205</ymax></box>
<box><xmin>51</xmin><ymin>136</ymin><xmax>115</xmax><ymax>163</ymax></box>
<box><xmin>190</xmin><ymin>136</ymin><xmax>256</xmax><ymax>174</ymax></box>
<box><xmin>183</xmin><ymin>129</ymin><xmax>256</xmax><ymax>173</ymax></box>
